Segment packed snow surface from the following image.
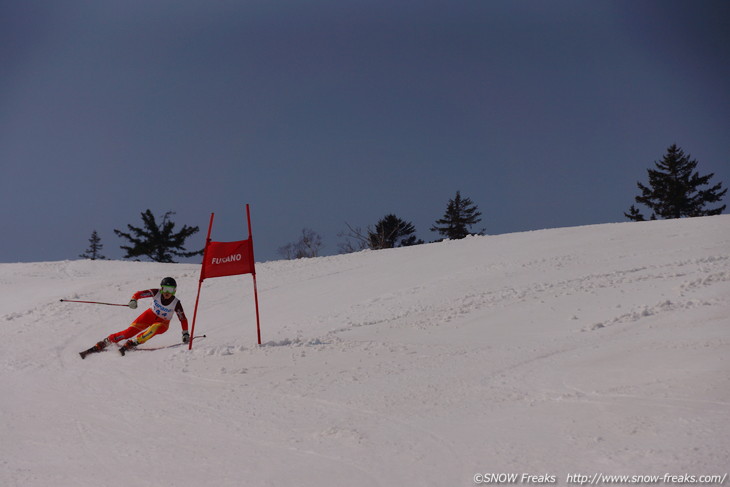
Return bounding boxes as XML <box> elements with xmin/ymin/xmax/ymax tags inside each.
<box><xmin>2</xmin><ymin>217</ymin><xmax>729</xmax><ymax>486</ymax></box>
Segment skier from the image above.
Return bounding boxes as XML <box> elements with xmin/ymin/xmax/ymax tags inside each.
<box><xmin>80</xmin><ymin>277</ymin><xmax>190</xmax><ymax>358</ymax></box>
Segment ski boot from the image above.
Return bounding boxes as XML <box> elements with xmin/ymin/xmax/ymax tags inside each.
<box><xmin>79</xmin><ymin>338</ymin><xmax>110</xmax><ymax>359</ymax></box>
<box><xmin>119</xmin><ymin>339</ymin><xmax>138</xmax><ymax>356</ymax></box>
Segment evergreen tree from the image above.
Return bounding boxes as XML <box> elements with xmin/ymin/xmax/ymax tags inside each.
<box><xmin>431</xmin><ymin>191</ymin><xmax>484</xmax><ymax>239</ymax></box>
<box><xmin>625</xmin><ymin>144</ymin><xmax>726</xmax><ymax>221</ymax></box>
<box><xmin>79</xmin><ymin>230</ymin><xmax>106</xmax><ymax>260</ymax></box>
<box><xmin>114</xmin><ymin>210</ymin><xmax>203</xmax><ymax>263</ymax></box>
<box><xmin>368</xmin><ymin>214</ymin><xmax>422</xmax><ymax>250</ymax></box>
<box><xmin>339</xmin><ymin>215</ymin><xmax>423</xmax><ymax>252</ymax></box>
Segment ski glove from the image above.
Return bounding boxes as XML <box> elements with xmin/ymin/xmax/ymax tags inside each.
<box><xmin>182</xmin><ymin>331</ymin><xmax>190</xmax><ymax>344</ymax></box>
<box><xmin>128</xmin><ymin>299</ymin><xmax>138</xmax><ymax>309</ymax></box>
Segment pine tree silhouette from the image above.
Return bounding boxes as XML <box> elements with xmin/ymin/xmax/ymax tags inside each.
<box><xmin>79</xmin><ymin>230</ymin><xmax>107</xmax><ymax>260</ymax></box>
<box><xmin>115</xmin><ymin>210</ymin><xmax>202</xmax><ymax>263</ymax></box>
<box><xmin>626</xmin><ymin>144</ymin><xmax>726</xmax><ymax>221</ymax></box>
<box><xmin>431</xmin><ymin>191</ymin><xmax>484</xmax><ymax>239</ymax></box>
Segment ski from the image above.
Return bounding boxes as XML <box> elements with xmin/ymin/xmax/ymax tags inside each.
<box><xmin>79</xmin><ymin>340</ymin><xmax>108</xmax><ymax>359</ymax></box>
<box><xmin>79</xmin><ymin>335</ymin><xmax>206</xmax><ymax>359</ymax></box>
<box><xmin>79</xmin><ymin>349</ymin><xmax>95</xmax><ymax>359</ymax></box>
<box><xmin>79</xmin><ymin>346</ymin><xmax>113</xmax><ymax>359</ymax></box>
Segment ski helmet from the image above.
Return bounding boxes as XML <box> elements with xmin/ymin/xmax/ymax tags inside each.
<box><xmin>160</xmin><ymin>277</ymin><xmax>177</xmax><ymax>288</ymax></box>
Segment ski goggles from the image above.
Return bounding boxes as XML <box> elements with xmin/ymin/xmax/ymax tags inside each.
<box><xmin>160</xmin><ymin>285</ymin><xmax>176</xmax><ymax>295</ymax></box>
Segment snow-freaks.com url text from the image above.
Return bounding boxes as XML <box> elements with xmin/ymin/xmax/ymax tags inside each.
<box><xmin>566</xmin><ymin>473</ymin><xmax>728</xmax><ymax>485</ymax></box>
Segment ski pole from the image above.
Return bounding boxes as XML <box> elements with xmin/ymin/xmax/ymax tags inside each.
<box><xmin>60</xmin><ymin>299</ymin><xmax>129</xmax><ymax>307</ymax></box>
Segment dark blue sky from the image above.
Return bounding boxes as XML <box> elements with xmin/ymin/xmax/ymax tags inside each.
<box><xmin>2</xmin><ymin>0</ymin><xmax>729</xmax><ymax>263</ymax></box>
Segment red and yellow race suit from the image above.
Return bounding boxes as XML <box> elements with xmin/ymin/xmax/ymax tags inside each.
<box><xmin>108</xmin><ymin>289</ymin><xmax>189</xmax><ymax>345</ymax></box>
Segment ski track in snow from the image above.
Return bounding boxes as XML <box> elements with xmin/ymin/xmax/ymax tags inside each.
<box><xmin>1</xmin><ymin>217</ymin><xmax>729</xmax><ymax>486</ymax></box>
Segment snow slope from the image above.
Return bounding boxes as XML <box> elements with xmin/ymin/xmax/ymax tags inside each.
<box><xmin>2</xmin><ymin>216</ymin><xmax>729</xmax><ymax>487</ymax></box>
